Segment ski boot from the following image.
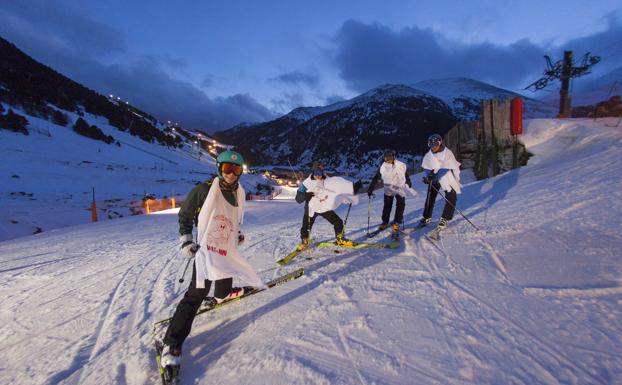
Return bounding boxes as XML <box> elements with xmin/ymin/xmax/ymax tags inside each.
<box><xmin>391</xmin><ymin>222</ymin><xmax>400</xmax><ymax>240</ymax></box>
<box><xmin>429</xmin><ymin>218</ymin><xmax>448</xmax><ymax>240</ymax></box>
<box><xmin>378</xmin><ymin>222</ymin><xmax>390</xmax><ymax>231</ymax></box>
<box><xmin>160</xmin><ymin>344</ymin><xmax>182</xmax><ymax>368</ymax></box>
<box><xmin>296</xmin><ymin>237</ymin><xmax>310</xmax><ymax>252</ymax></box>
<box><xmin>416</xmin><ymin>217</ymin><xmax>432</xmax><ymax>229</ymax></box>
<box><xmin>335</xmin><ymin>233</ymin><xmax>355</xmax><ymax>247</ymax></box>
<box><xmin>158</xmin><ymin>344</ymin><xmax>181</xmax><ymax>384</ymax></box>
<box><xmin>215</xmin><ymin>287</ymin><xmax>246</xmax><ymax>304</ymax></box>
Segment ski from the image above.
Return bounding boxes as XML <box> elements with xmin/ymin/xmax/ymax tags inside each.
<box><xmin>276</xmin><ymin>248</ymin><xmax>306</xmax><ymax>266</ymax></box>
<box><xmin>153</xmin><ymin>268</ymin><xmax>304</xmax><ymax>329</ymax></box>
<box><xmin>428</xmin><ymin>228</ymin><xmax>443</xmax><ymax>241</ymax></box>
<box><xmin>366</xmin><ymin>226</ymin><xmax>389</xmax><ymax>238</ymax></box>
<box><xmin>390</xmin><ymin>229</ymin><xmax>400</xmax><ymax>241</ymax></box>
<box><xmin>400</xmin><ymin>222</ymin><xmax>431</xmax><ymax>235</ymax></box>
<box><xmin>317</xmin><ymin>240</ymin><xmax>400</xmax><ymax>249</ymax></box>
<box><xmin>154</xmin><ymin>340</ymin><xmax>180</xmax><ymax>385</ymax></box>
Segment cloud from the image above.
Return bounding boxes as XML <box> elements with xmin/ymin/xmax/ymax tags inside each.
<box><xmin>0</xmin><ymin>1</ymin><xmax>126</xmax><ymax>60</ymax></box>
<box><xmin>0</xmin><ymin>1</ymin><xmax>275</xmax><ymax>132</ymax></box>
<box><xmin>270</xmin><ymin>92</ymin><xmax>307</xmax><ymax>114</ymax></box>
<box><xmin>271</xmin><ymin>70</ymin><xmax>320</xmax><ymax>87</ymax></box>
<box><xmin>97</xmin><ymin>58</ymin><xmax>276</xmax><ymax>132</ymax></box>
<box><xmin>331</xmin><ymin>20</ymin><xmax>554</xmax><ymax>92</ymax></box>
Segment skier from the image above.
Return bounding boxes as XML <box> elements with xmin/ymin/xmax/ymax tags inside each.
<box><xmin>294</xmin><ymin>163</ymin><xmax>354</xmax><ymax>251</ymax></box>
<box><xmin>367</xmin><ymin>150</ymin><xmax>413</xmax><ymax>236</ymax></box>
<box><xmin>160</xmin><ymin>150</ymin><xmax>265</xmax><ymax>369</ymax></box>
<box><xmin>418</xmin><ymin>134</ymin><xmax>461</xmax><ymax>235</ymax></box>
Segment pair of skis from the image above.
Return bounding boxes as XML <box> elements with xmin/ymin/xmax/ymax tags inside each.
<box><xmin>153</xmin><ymin>267</ymin><xmax>305</xmax><ymax>384</ymax></box>
<box><xmin>276</xmin><ymin>238</ymin><xmax>400</xmax><ymax>266</ymax></box>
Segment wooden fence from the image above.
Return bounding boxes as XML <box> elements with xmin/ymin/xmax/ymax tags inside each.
<box><xmin>444</xmin><ymin>98</ymin><xmax>529</xmax><ymax>180</ymax></box>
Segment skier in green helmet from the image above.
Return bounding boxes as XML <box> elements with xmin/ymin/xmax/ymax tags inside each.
<box><xmin>160</xmin><ymin>149</ymin><xmax>264</xmax><ymax>372</ymax></box>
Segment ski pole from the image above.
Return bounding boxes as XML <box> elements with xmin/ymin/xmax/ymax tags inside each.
<box><xmin>430</xmin><ymin>182</ymin><xmax>480</xmax><ymax>231</ymax></box>
<box><xmin>367</xmin><ymin>196</ymin><xmax>371</xmax><ymax>235</ymax></box>
<box><xmin>179</xmin><ymin>257</ymin><xmax>193</xmax><ymax>283</ymax></box>
<box><xmin>343</xmin><ymin>202</ymin><xmax>352</xmax><ymax>231</ymax></box>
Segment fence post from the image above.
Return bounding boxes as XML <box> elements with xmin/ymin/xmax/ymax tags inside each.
<box><xmin>490</xmin><ymin>100</ymin><xmax>499</xmax><ymax>177</ymax></box>
<box><xmin>91</xmin><ymin>187</ymin><xmax>98</xmax><ymax>222</ymax></box>
<box><xmin>479</xmin><ymin>101</ymin><xmax>488</xmax><ymax>179</ymax></box>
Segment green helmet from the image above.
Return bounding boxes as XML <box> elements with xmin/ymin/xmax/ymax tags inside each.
<box><xmin>217</xmin><ymin>150</ymin><xmax>245</xmax><ymax>165</ymax></box>
<box><xmin>216</xmin><ymin>150</ymin><xmax>245</xmax><ymax>179</ymax></box>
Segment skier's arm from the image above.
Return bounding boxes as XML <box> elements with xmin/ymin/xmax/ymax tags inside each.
<box><xmin>404</xmin><ymin>168</ymin><xmax>412</xmax><ymax>188</ymax></box>
<box><xmin>178</xmin><ymin>182</ymin><xmax>211</xmax><ymax>235</ymax></box>
<box><xmin>295</xmin><ymin>184</ymin><xmax>307</xmax><ymax>204</ymax></box>
<box><xmin>368</xmin><ymin>169</ymin><xmax>381</xmax><ymax>195</ymax></box>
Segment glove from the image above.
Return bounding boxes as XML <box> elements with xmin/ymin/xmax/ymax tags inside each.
<box><xmin>422</xmin><ymin>174</ymin><xmax>435</xmax><ymax>184</ymax></box>
<box><xmin>180</xmin><ymin>234</ymin><xmax>199</xmax><ymax>258</ymax></box>
<box><xmin>367</xmin><ymin>189</ymin><xmax>374</xmax><ymax>198</ymax></box>
<box><xmin>238</xmin><ymin>231</ymin><xmax>245</xmax><ymax>245</ymax></box>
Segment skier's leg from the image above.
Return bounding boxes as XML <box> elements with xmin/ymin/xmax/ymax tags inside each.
<box><xmin>321</xmin><ymin>210</ymin><xmax>344</xmax><ymax>237</ymax></box>
<box><xmin>381</xmin><ymin>194</ymin><xmax>393</xmax><ymax>224</ymax></box>
<box><xmin>441</xmin><ymin>189</ymin><xmax>457</xmax><ymax>220</ymax></box>
<box><xmin>213</xmin><ymin>277</ymin><xmax>246</xmax><ymax>303</ymax></box>
<box><xmin>300</xmin><ymin>205</ymin><xmax>311</xmax><ymax>239</ymax></box>
<box><xmin>163</xmin><ymin>266</ymin><xmax>211</xmax><ymax>348</ymax></box>
<box><xmin>213</xmin><ymin>278</ymin><xmax>233</xmax><ymax>299</ymax></box>
<box><xmin>394</xmin><ymin>195</ymin><xmax>405</xmax><ymax>224</ymax></box>
<box><xmin>423</xmin><ymin>182</ymin><xmax>439</xmax><ymax>219</ymax></box>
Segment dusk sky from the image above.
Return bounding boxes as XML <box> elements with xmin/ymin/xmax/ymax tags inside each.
<box><xmin>1</xmin><ymin>0</ymin><xmax>621</xmax><ymax>132</ymax></box>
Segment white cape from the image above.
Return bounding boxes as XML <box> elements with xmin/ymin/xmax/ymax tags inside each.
<box><xmin>303</xmin><ymin>176</ymin><xmax>359</xmax><ymax>216</ymax></box>
<box><xmin>380</xmin><ymin>160</ymin><xmax>417</xmax><ymax>198</ymax></box>
<box><xmin>421</xmin><ymin>148</ymin><xmax>462</xmax><ymax>194</ymax></box>
<box><xmin>195</xmin><ymin>178</ymin><xmax>265</xmax><ymax>289</ymax></box>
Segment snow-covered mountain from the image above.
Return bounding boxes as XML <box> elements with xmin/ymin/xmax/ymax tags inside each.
<box><xmin>216</xmin><ymin>84</ymin><xmax>458</xmax><ymax>175</ymax></box>
<box><xmin>1</xmin><ymin>36</ymin><xmax>277</xmax><ymax>242</ymax></box>
<box><xmin>216</xmin><ymin>79</ymin><xmax>555</xmax><ymax>176</ymax></box>
<box><xmin>412</xmin><ymin>77</ymin><xmax>555</xmax><ymax>120</ymax></box>
<box><xmin>1</xmin><ymin>117</ymin><xmax>621</xmax><ymax>385</ymax></box>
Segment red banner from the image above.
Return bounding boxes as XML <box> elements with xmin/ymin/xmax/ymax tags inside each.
<box><xmin>510</xmin><ymin>97</ymin><xmax>523</xmax><ymax>135</ymax></box>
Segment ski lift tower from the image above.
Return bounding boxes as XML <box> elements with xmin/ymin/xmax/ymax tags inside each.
<box><xmin>525</xmin><ymin>51</ymin><xmax>600</xmax><ymax>118</ymax></box>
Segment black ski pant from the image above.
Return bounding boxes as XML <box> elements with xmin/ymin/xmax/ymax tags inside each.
<box><xmin>300</xmin><ymin>206</ymin><xmax>344</xmax><ymax>240</ymax></box>
<box><xmin>381</xmin><ymin>194</ymin><xmax>405</xmax><ymax>225</ymax></box>
<box><xmin>423</xmin><ymin>182</ymin><xmax>457</xmax><ymax>221</ymax></box>
<box><xmin>163</xmin><ymin>265</ymin><xmax>233</xmax><ymax>349</ymax></box>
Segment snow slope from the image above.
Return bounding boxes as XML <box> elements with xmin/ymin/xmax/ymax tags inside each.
<box><xmin>0</xmin><ymin>106</ymin><xmax>272</xmax><ymax>242</ymax></box>
<box><xmin>0</xmin><ymin>118</ymin><xmax>621</xmax><ymax>384</ymax></box>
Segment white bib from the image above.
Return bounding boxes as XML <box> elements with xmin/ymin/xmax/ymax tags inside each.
<box><xmin>195</xmin><ymin>178</ymin><xmax>265</xmax><ymax>289</ymax></box>
<box><xmin>303</xmin><ymin>176</ymin><xmax>359</xmax><ymax>216</ymax></box>
<box><xmin>422</xmin><ymin>148</ymin><xmax>462</xmax><ymax>194</ymax></box>
<box><xmin>380</xmin><ymin>160</ymin><xmax>416</xmax><ymax>197</ymax></box>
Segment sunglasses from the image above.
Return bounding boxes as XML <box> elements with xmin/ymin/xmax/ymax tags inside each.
<box><xmin>220</xmin><ymin>162</ymin><xmax>243</xmax><ymax>176</ymax></box>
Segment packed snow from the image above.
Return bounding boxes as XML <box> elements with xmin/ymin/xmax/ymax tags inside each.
<box><xmin>1</xmin><ymin>117</ymin><xmax>621</xmax><ymax>385</ymax></box>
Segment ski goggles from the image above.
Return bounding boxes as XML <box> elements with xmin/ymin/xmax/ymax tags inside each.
<box><xmin>428</xmin><ymin>137</ymin><xmax>442</xmax><ymax>148</ymax></box>
<box><xmin>312</xmin><ymin>170</ymin><xmax>325</xmax><ymax>178</ymax></box>
<box><xmin>220</xmin><ymin>162</ymin><xmax>243</xmax><ymax>176</ymax></box>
